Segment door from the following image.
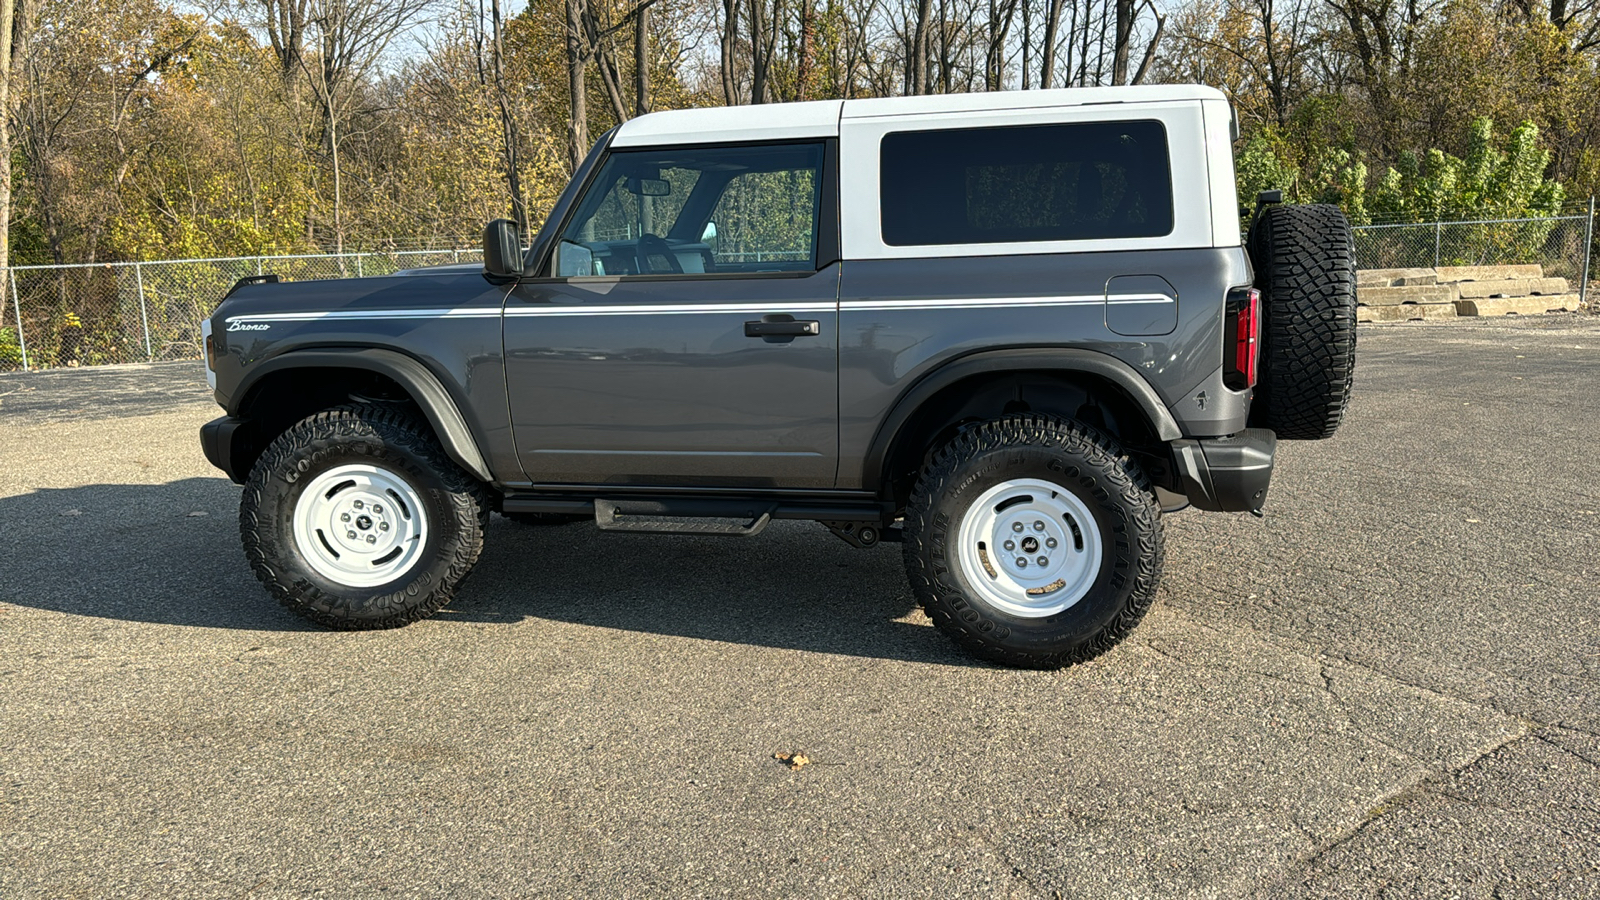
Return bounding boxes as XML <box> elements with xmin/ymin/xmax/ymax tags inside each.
<box><xmin>505</xmin><ymin>140</ymin><xmax>841</xmax><ymax>489</ymax></box>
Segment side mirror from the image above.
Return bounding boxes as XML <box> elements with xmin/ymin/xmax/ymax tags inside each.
<box><xmin>483</xmin><ymin>218</ymin><xmax>522</xmax><ymax>280</ymax></box>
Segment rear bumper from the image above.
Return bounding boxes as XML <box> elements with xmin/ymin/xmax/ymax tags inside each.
<box><xmin>200</xmin><ymin>415</ymin><xmax>256</xmax><ymax>485</ymax></box>
<box><xmin>1171</xmin><ymin>428</ymin><xmax>1276</xmax><ymax>513</ymax></box>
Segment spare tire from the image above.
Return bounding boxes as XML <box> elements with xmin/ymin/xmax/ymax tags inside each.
<box><xmin>1246</xmin><ymin>203</ymin><xmax>1357</xmax><ymax>440</ymax></box>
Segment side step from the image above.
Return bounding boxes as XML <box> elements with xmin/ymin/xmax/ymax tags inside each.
<box><xmin>593</xmin><ymin>498</ymin><xmax>774</xmax><ymax>537</ymax></box>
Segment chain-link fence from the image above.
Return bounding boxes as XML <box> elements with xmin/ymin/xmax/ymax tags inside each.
<box><xmin>1352</xmin><ymin>205</ymin><xmax>1596</xmax><ymax>291</ymax></box>
<box><xmin>0</xmin><ymin>249</ymin><xmax>481</xmax><ymax>371</ymax></box>
<box><xmin>3</xmin><ymin>208</ymin><xmax>1595</xmax><ymax>372</ymax></box>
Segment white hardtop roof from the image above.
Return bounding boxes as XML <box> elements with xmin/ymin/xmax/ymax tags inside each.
<box><xmin>610</xmin><ymin>85</ymin><xmax>1228</xmax><ymax>148</ymax></box>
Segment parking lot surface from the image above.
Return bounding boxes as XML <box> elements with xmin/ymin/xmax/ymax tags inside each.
<box><xmin>2</xmin><ymin>316</ymin><xmax>1598</xmax><ymax>898</ymax></box>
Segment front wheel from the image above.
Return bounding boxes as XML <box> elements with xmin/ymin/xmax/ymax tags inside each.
<box><xmin>240</xmin><ymin>405</ymin><xmax>489</xmax><ymax>629</ymax></box>
<box><xmin>903</xmin><ymin>415</ymin><xmax>1163</xmax><ymax>668</ymax></box>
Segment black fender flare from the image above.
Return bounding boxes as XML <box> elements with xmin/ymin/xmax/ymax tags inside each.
<box><xmin>230</xmin><ymin>347</ymin><xmax>495</xmax><ymax>483</ymax></box>
<box><xmin>861</xmin><ymin>347</ymin><xmax>1182</xmax><ymax>492</ymax></box>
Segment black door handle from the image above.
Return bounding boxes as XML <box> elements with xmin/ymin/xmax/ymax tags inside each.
<box><xmin>744</xmin><ymin>319</ymin><xmax>820</xmax><ymax>337</ymax></box>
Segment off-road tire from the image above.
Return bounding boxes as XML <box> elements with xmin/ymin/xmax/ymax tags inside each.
<box><xmin>240</xmin><ymin>405</ymin><xmax>489</xmax><ymax>629</ymax></box>
<box><xmin>1247</xmin><ymin>203</ymin><xmax>1357</xmax><ymax>440</ymax></box>
<box><xmin>903</xmin><ymin>414</ymin><xmax>1164</xmax><ymax>669</ymax></box>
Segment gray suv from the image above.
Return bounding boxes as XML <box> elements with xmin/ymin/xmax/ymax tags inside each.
<box><xmin>199</xmin><ymin>85</ymin><xmax>1356</xmax><ymax>668</ymax></box>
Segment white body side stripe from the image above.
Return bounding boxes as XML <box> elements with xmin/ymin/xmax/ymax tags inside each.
<box><xmin>224</xmin><ymin>294</ymin><xmax>1175</xmax><ymax>325</ymax></box>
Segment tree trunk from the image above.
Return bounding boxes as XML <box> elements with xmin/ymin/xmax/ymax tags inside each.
<box><xmin>910</xmin><ymin>0</ymin><xmax>933</xmax><ymax>94</ymax></box>
<box><xmin>1112</xmin><ymin>0</ymin><xmax>1133</xmax><ymax>84</ymax></box>
<box><xmin>490</xmin><ymin>0</ymin><xmax>526</xmax><ymax>233</ymax></box>
<box><xmin>0</xmin><ymin>0</ymin><xmax>16</xmax><ymax>297</ymax></box>
<box><xmin>566</xmin><ymin>0</ymin><xmax>589</xmax><ymax>171</ymax></box>
<box><xmin>1040</xmin><ymin>0</ymin><xmax>1062</xmax><ymax>88</ymax></box>
<box><xmin>1130</xmin><ymin>4</ymin><xmax>1163</xmax><ymax>85</ymax></box>
<box><xmin>634</xmin><ymin>2</ymin><xmax>649</xmax><ymax>116</ymax></box>
<box><xmin>720</xmin><ymin>0</ymin><xmax>739</xmax><ymax>104</ymax></box>
<box><xmin>1021</xmin><ymin>0</ymin><xmax>1030</xmax><ymax>90</ymax></box>
<box><xmin>749</xmin><ymin>0</ymin><xmax>770</xmax><ymax>103</ymax></box>
<box><xmin>795</xmin><ymin>0</ymin><xmax>813</xmax><ymax>101</ymax></box>
<box><xmin>329</xmin><ymin>115</ymin><xmax>343</xmax><ymax>256</ymax></box>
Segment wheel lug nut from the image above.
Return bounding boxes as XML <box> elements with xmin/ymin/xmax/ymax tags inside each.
<box><xmin>1003</xmin><ymin>540</ymin><xmax>1015</xmax><ymax>551</ymax></box>
<box><xmin>353</xmin><ymin>500</ymin><xmax>363</xmax><ymax>509</ymax></box>
<box><xmin>379</xmin><ymin>522</ymin><xmax>389</xmax><ymax>532</ymax></box>
<box><xmin>366</xmin><ymin>535</ymin><xmax>376</xmax><ymax>544</ymax></box>
<box><xmin>346</xmin><ymin>530</ymin><xmax>356</xmax><ymax>539</ymax></box>
<box><xmin>1015</xmin><ymin>557</ymin><xmax>1028</xmax><ymax>568</ymax></box>
<box><xmin>373</xmin><ymin>505</ymin><xmax>382</xmax><ymax>514</ymax></box>
<box><xmin>1012</xmin><ymin>522</ymin><xmax>1024</xmax><ymax>533</ymax></box>
<box><xmin>1046</xmin><ymin>537</ymin><xmax>1057</xmax><ymax>548</ymax></box>
<box><xmin>1033</xmin><ymin>521</ymin><xmax>1045</xmax><ymax>531</ymax></box>
<box><xmin>1037</xmin><ymin>556</ymin><xmax>1048</xmax><ymax>566</ymax></box>
<box><xmin>340</xmin><ymin>513</ymin><xmax>350</xmax><ymax>522</ymax></box>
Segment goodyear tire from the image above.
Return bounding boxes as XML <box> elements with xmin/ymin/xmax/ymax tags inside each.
<box><xmin>903</xmin><ymin>414</ymin><xmax>1163</xmax><ymax>669</ymax></box>
<box><xmin>240</xmin><ymin>405</ymin><xmax>488</xmax><ymax>629</ymax></box>
<box><xmin>1247</xmin><ymin>203</ymin><xmax>1358</xmax><ymax>440</ymax></box>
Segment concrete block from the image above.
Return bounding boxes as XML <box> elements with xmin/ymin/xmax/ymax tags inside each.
<box><xmin>1434</xmin><ymin>264</ymin><xmax>1543</xmax><ymax>282</ymax></box>
<box><xmin>1357</xmin><ymin>267</ymin><xmax>1437</xmax><ymax>286</ymax></box>
<box><xmin>1357</xmin><ymin>303</ymin><xmax>1458</xmax><ymax>322</ymax></box>
<box><xmin>1454</xmin><ymin>295</ymin><xmax>1582</xmax><ymax>316</ymax></box>
<box><xmin>1357</xmin><ymin>285</ymin><xmax>1459</xmax><ymax>306</ymax></box>
<box><xmin>1455</xmin><ymin>277</ymin><xmax>1571</xmax><ymax>299</ymax></box>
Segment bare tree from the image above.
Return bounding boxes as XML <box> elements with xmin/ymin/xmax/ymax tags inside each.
<box><xmin>566</xmin><ymin>0</ymin><xmax>588</xmax><ymax>168</ymax></box>
<box><xmin>0</xmin><ymin>0</ymin><xmax>22</xmax><ymax>292</ymax></box>
<box><xmin>634</xmin><ymin>0</ymin><xmax>649</xmax><ymax>114</ymax></box>
<box><xmin>909</xmin><ymin>0</ymin><xmax>933</xmax><ymax>92</ymax></box>
<box><xmin>1039</xmin><ymin>0</ymin><xmax>1064</xmax><ymax>86</ymax></box>
<box><xmin>300</xmin><ymin>0</ymin><xmax>432</xmax><ymax>253</ymax></box>
<box><xmin>488</xmin><ymin>0</ymin><xmax>526</xmax><ymax>232</ymax></box>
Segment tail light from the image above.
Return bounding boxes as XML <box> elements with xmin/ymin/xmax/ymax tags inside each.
<box><xmin>1224</xmin><ymin>287</ymin><xmax>1260</xmax><ymax>390</ymax></box>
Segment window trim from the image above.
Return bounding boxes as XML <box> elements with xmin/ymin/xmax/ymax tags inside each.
<box><xmin>535</xmin><ymin>137</ymin><xmax>839</xmax><ymax>281</ymax></box>
<box><xmin>877</xmin><ymin>119</ymin><xmax>1175</xmax><ymax>248</ymax></box>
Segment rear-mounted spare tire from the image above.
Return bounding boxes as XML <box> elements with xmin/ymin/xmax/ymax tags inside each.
<box><xmin>1246</xmin><ymin>203</ymin><xmax>1357</xmax><ymax>440</ymax></box>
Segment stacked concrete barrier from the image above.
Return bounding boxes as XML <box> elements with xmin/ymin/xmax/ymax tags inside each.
<box><xmin>1356</xmin><ymin>265</ymin><xmax>1583</xmax><ymax>321</ymax></box>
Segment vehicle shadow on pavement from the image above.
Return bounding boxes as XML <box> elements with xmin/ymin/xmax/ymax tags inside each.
<box><xmin>1</xmin><ymin>480</ymin><xmax>980</xmax><ymax>664</ymax></box>
<box><xmin>446</xmin><ymin>517</ymin><xmax>983</xmax><ymax>666</ymax></box>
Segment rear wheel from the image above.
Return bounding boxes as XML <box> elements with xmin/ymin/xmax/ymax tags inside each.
<box><xmin>240</xmin><ymin>405</ymin><xmax>488</xmax><ymax>629</ymax></box>
<box><xmin>903</xmin><ymin>414</ymin><xmax>1163</xmax><ymax>669</ymax></box>
<box><xmin>1247</xmin><ymin>203</ymin><xmax>1358</xmax><ymax>440</ymax></box>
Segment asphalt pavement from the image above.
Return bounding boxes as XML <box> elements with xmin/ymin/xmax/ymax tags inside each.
<box><xmin>1</xmin><ymin>317</ymin><xmax>1597</xmax><ymax>898</ymax></box>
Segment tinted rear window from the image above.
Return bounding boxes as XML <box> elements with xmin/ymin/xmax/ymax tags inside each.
<box><xmin>879</xmin><ymin>120</ymin><xmax>1174</xmax><ymax>246</ymax></box>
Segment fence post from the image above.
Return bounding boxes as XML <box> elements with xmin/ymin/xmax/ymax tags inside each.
<box><xmin>256</xmin><ymin>257</ymin><xmax>264</xmax><ymax>276</ymax></box>
<box><xmin>356</xmin><ymin>254</ymin><xmax>364</xmax><ymax>278</ymax></box>
<box><xmin>1582</xmin><ymin>197</ymin><xmax>1595</xmax><ymax>311</ymax></box>
<box><xmin>10</xmin><ymin>270</ymin><xmax>28</xmax><ymax>371</ymax></box>
<box><xmin>1433</xmin><ymin>221</ymin><xmax>1442</xmax><ymax>269</ymax></box>
<box><xmin>134</xmin><ymin>263</ymin><xmax>153</xmax><ymax>362</ymax></box>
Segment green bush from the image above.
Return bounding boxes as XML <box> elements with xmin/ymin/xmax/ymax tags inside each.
<box><xmin>0</xmin><ymin>327</ymin><xmax>22</xmax><ymax>370</ymax></box>
<box><xmin>1236</xmin><ymin>116</ymin><xmax>1565</xmax><ymax>229</ymax></box>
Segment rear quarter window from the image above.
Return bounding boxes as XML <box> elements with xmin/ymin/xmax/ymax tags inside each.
<box><xmin>879</xmin><ymin>120</ymin><xmax>1174</xmax><ymax>246</ymax></box>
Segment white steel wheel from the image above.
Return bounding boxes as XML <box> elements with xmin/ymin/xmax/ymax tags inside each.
<box><xmin>955</xmin><ymin>477</ymin><xmax>1103</xmax><ymax>618</ymax></box>
<box><xmin>291</xmin><ymin>463</ymin><xmax>430</xmax><ymax>588</ymax></box>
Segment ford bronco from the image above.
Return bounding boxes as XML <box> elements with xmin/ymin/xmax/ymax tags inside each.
<box><xmin>199</xmin><ymin>85</ymin><xmax>1356</xmax><ymax>668</ymax></box>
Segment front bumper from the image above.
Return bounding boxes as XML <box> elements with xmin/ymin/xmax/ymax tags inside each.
<box><xmin>200</xmin><ymin>416</ymin><xmax>256</xmax><ymax>485</ymax></box>
<box><xmin>1170</xmin><ymin>428</ymin><xmax>1276</xmax><ymax>513</ymax></box>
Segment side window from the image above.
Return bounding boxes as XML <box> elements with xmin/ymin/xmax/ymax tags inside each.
<box><xmin>878</xmin><ymin>120</ymin><xmax>1174</xmax><ymax>246</ymax></box>
<box><xmin>554</xmin><ymin>142</ymin><xmax>825</xmax><ymax>277</ymax></box>
<box><xmin>706</xmin><ymin>167</ymin><xmax>819</xmax><ymax>269</ymax></box>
